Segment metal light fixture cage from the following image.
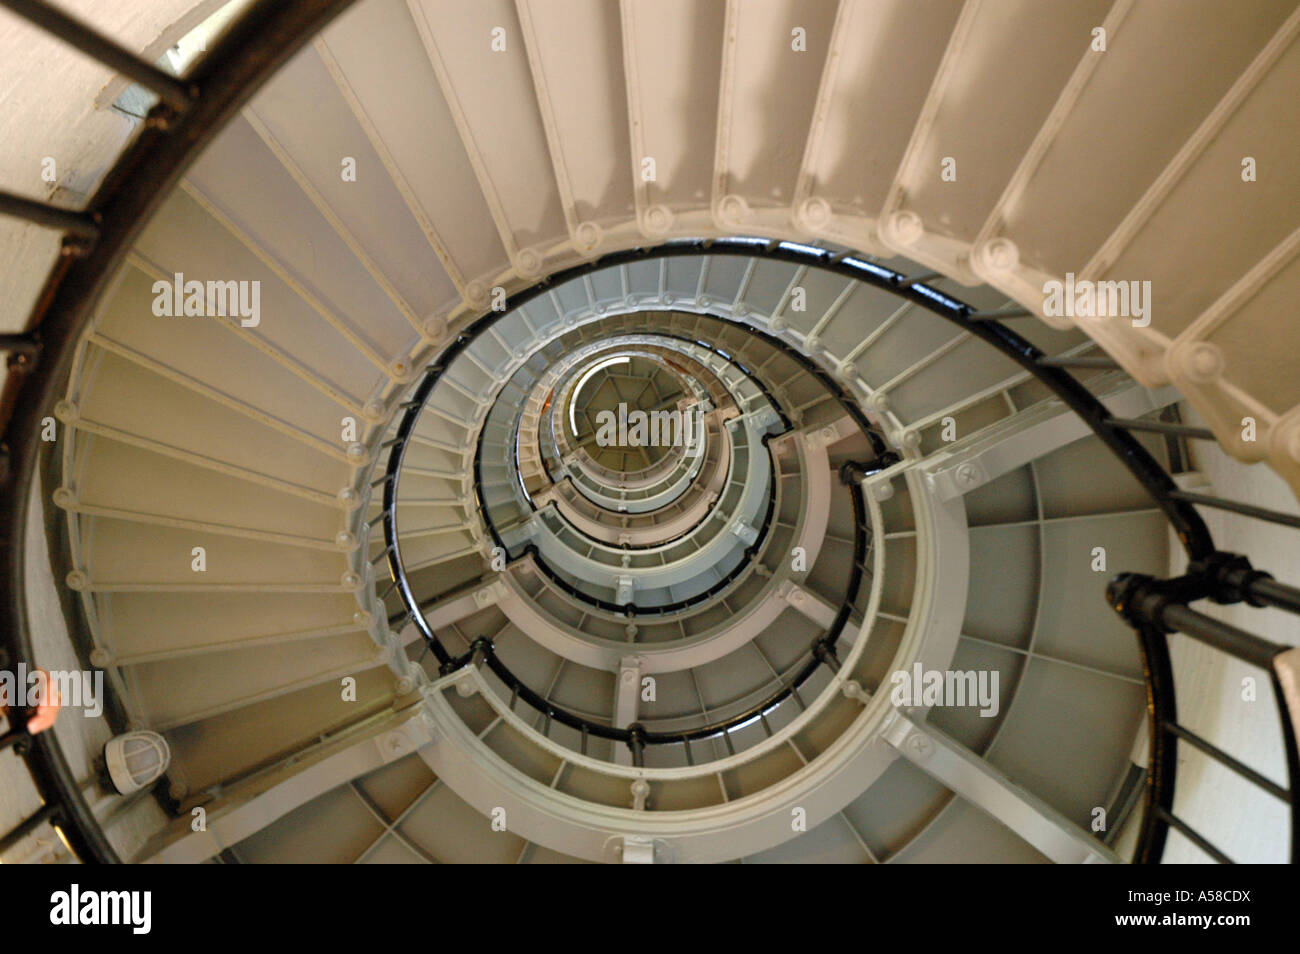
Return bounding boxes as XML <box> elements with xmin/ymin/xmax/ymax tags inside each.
<box><xmin>104</xmin><ymin>730</ymin><xmax>172</xmax><ymax>796</ymax></box>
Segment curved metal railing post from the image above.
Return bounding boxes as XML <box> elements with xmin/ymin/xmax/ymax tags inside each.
<box><xmin>0</xmin><ymin>0</ymin><xmax>1293</xmax><ymax>858</ymax></box>
<box><xmin>0</xmin><ymin>0</ymin><xmax>362</xmax><ymax>862</ymax></box>
<box><xmin>381</xmin><ymin>243</ymin><xmax>1296</xmax><ymax>863</ymax></box>
<box><xmin>1109</xmin><ymin>569</ymin><xmax>1300</xmax><ymax>863</ymax></box>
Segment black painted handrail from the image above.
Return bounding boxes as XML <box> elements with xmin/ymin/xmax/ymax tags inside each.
<box><xmin>480</xmin><ymin>328</ymin><xmax>791</xmax><ymax>608</ymax></box>
<box><xmin>381</xmin><ymin>239</ymin><xmax>1295</xmax><ymax>864</ymax></box>
<box><xmin>1109</xmin><ymin>562</ymin><xmax>1300</xmax><ymax>863</ymax></box>
<box><xmin>383</xmin><ymin>259</ymin><xmax>883</xmax><ymax>758</ymax></box>
<box><xmin>434</xmin><ymin>458</ymin><xmax>872</xmax><ymax>764</ymax></box>
<box><xmin>0</xmin><ymin>0</ymin><xmax>363</xmax><ymax>863</ymax></box>
<box><xmin>0</xmin><ymin>0</ymin><xmax>1289</xmax><ymax>863</ymax></box>
<box><xmin>477</xmin><ymin>428</ymin><xmax>782</xmax><ymax>617</ymax></box>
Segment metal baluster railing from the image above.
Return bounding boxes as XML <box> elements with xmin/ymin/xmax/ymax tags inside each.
<box><xmin>1108</xmin><ymin>564</ymin><xmax>1300</xmax><ymax>863</ymax></box>
<box><xmin>0</xmin><ymin>0</ymin><xmax>1292</xmax><ymax>860</ymax></box>
<box><xmin>0</xmin><ymin>0</ymin><xmax>361</xmax><ymax>862</ymax></box>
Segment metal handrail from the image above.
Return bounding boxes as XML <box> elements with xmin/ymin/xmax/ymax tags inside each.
<box><xmin>0</xmin><ymin>0</ymin><xmax>362</xmax><ymax>862</ymax></box>
<box><xmin>439</xmin><ymin>459</ymin><xmax>872</xmax><ymax>764</ymax></box>
<box><xmin>539</xmin><ymin>416</ymin><xmax>729</xmax><ymax>552</ymax></box>
<box><xmin>480</xmin><ymin>427</ymin><xmax>782</xmax><ymax>616</ymax></box>
<box><xmin>481</xmin><ymin>330</ymin><xmax>786</xmax><ymax>605</ymax></box>
<box><xmin>0</xmin><ymin>0</ymin><xmax>1288</xmax><ymax>861</ymax></box>
<box><xmin>1109</xmin><ymin>560</ymin><xmax>1300</xmax><ymax>863</ymax></box>
<box><xmin>382</xmin><ymin>262</ymin><xmax>884</xmax><ymax>757</ymax></box>
<box><xmin>383</xmin><ymin>240</ymin><xmax>1296</xmax><ymax>860</ymax></box>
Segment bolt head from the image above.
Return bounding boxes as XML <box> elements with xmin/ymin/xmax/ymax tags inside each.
<box><xmin>841</xmin><ymin>679</ymin><xmax>866</xmax><ymax>702</ymax></box>
<box><xmin>1184</xmin><ymin>342</ymin><xmax>1225</xmax><ymax>384</ymax></box>
<box><xmin>906</xmin><ymin>732</ymin><xmax>934</xmax><ymax>760</ymax></box>
<box><xmin>423</xmin><ymin>315</ymin><xmax>448</xmax><ymax>342</ymax></box>
<box><xmin>720</xmin><ymin>194</ymin><xmax>747</xmax><ymax>225</ymax></box>
<box><xmin>576</xmin><ymin>221</ymin><xmax>602</xmax><ymax>251</ymax></box>
<box><xmin>644</xmin><ymin>205</ymin><xmax>672</xmax><ymax>234</ymax></box>
<box><xmin>890</xmin><ymin>210</ymin><xmax>924</xmax><ymax>245</ymax></box>
<box><xmin>979</xmin><ymin>237</ymin><xmax>1020</xmax><ymax>272</ymax></box>
<box><xmin>799</xmin><ymin>197</ymin><xmax>832</xmax><ymax>229</ymax></box>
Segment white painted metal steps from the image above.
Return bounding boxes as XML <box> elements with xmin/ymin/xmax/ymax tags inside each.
<box><xmin>67</xmin><ymin>235</ymin><xmax>1174</xmax><ymax>861</ymax></box>
<box><xmin>14</xmin><ymin>0</ymin><xmax>1291</xmax><ymax>864</ymax></box>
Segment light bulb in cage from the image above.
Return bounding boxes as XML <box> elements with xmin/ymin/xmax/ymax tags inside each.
<box><xmin>103</xmin><ymin>730</ymin><xmax>171</xmax><ymax>795</ymax></box>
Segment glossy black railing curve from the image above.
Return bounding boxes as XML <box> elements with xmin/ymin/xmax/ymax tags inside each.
<box><xmin>471</xmin><ymin>320</ymin><xmax>804</xmax><ymax>611</ymax></box>
<box><xmin>381</xmin><ymin>265</ymin><xmax>883</xmax><ymax>761</ymax></box>
<box><xmin>0</xmin><ymin>4</ymin><xmax>1282</xmax><ymax>848</ymax></box>
<box><xmin>483</xmin><ymin>327</ymin><xmax>795</xmax><ymax>599</ymax></box>
<box><xmin>539</xmin><ymin>420</ymin><xmax>729</xmax><ymax>554</ymax></box>
<box><xmin>375</xmin><ymin>244</ymin><xmax>1045</xmax><ymax>751</ymax></box>
<box><xmin>452</xmin><ymin>459</ymin><xmax>872</xmax><ymax>766</ymax></box>
<box><xmin>0</xmin><ymin>0</ymin><xmax>361</xmax><ymax>862</ymax></box>
<box><xmin>382</xmin><ymin>239</ymin><xmax>1297</xmax><ymax>858</ymax></box>
<box><xmin>533</xmin><ymin>323</ymin><xmax>821</xmax><ymax>493</ymax></box>
<box><xmin>1108</xmin><ymin>559</ymin><xmax>1300</xmax><ymax>863</ymax></box>
<box><xmin>477</xmin><ymin>427</ymin><xmax>781</xmax><ymax>616</ymax></box>
<box><xmin>383</xmin><ymin>449</ymin><xmax>864</xmax><ymax>766</ymax></box>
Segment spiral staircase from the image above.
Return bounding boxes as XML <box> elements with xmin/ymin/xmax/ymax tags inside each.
<box><xmin>0</xmin><ymin>0</ymin><xmax>1298</xmax><ymax>865</ymax></box>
